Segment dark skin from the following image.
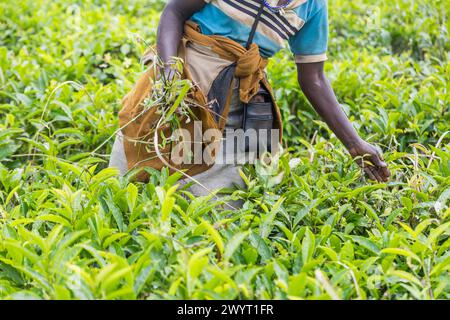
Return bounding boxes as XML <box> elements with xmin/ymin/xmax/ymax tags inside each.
<box><xmin>157</xmin><ymin>0</ymin><xmax>391</xmax><ymax>182</ymax></box>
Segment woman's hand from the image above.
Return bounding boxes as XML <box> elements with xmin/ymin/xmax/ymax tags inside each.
<box><xmin>156</xmin><ymin>63</ymin><xmax>180</xmax><ymax>83</ymax></box>
<box><xmin>347</xmin><ymin>139</ymin><xmax>391</xmax><ymax>182</ymax></box>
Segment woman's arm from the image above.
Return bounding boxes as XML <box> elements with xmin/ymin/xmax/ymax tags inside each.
<box><xmin>297</xmin><ymin>62</ymin><xmax>391</xmax><ymax>182</ymax></box>
<box><xmin>157</xmin><ymin>0</ymin><xmax>206</xmax><ymax>67</ymax></box>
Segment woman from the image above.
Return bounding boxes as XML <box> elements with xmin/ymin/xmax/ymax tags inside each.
<box><xmin>110</xmin><ymin>0</ymin><xmax>390</xmax><ymax>197</ymax></box>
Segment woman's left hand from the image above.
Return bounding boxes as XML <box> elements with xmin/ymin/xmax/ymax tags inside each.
<box><xmin>347</xmin><ymin>140</ymin><xmax>391</xmax><ymax>182</ymax></box>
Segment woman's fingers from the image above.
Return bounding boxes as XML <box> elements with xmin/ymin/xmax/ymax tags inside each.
<box><xmin>378</xmin><ymin>166</ymin><xmax>391</xmax><ymax>181</ymax></box>
<box><xmin>363</xmin><ymin>166</ymin><xmax>378</xmax><ymax>181</ymax></box>
<box><xmin>370</xmin><ymin>166</ymin><xmax>384</xmax><ymax>182</ymax></box>
<box><xmin>370</xmin><ymin>152</ymin><xmax>386</xmax><ymax>167</ymax></box>
<box><xmin>358</xmin><ymin>157</ymin><xmax>388</xmax><ymax>182</ymax></box>
<box><xmin>371</xmin><ymin>151</ymin><xmax>391</xmax><ymax>181</ymax></box>
<box><xmin>364</xmin><ymin>167</ymin><xmax>377</xmax><ymax>181</ymax></box>
<box><xmin>355</xmin><ymin>150</ymin><xmax>391</xmax><ymax>182</ymax></box>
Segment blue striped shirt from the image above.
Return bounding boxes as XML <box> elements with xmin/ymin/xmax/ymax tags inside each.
<box><xmin>191</xmin><ymin>0</ymin><xmax>328</xmax><ymax>63</ymax></box>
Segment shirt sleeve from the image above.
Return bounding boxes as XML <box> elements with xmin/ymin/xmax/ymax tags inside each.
<box><xmin>288</xmin><ymin>3</ymin><xmax>329</xmax><ymax>64</ymax></box>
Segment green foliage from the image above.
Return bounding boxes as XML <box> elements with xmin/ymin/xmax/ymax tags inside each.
<box><xmin>0</xmin><ymin>0</ymin><xmax>449</xmax><ymax>300</ymax></box>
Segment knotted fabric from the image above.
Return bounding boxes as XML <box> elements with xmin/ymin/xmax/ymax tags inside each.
<box><xmin>184</xmin><ymin>21</ymin><xmax>268</xmax><ymax>104</ymax></box>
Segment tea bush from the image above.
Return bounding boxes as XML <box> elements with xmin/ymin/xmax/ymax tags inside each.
<box><xmin>0</xmin><ymin>0</ymin><xmax>449</xmax><ymax>299</ymax></box>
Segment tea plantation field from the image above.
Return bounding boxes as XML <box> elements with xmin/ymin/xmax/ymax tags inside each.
<box><xmin>0</xmin><ymin>0</ymin><xmax>449</xmax><ymax>299</ymax></box>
